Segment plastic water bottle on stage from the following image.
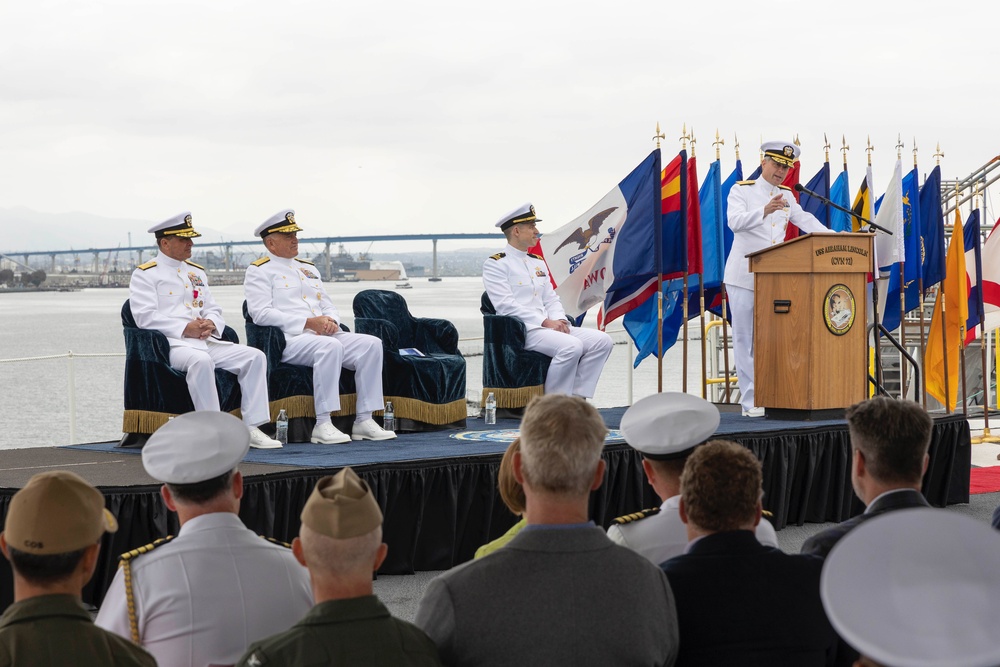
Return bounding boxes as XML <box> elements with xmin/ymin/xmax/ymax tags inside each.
<box><xmin>384</xmin><ymin>401</ymin><xmax>395</xmax><ymax>432</ymax></box>
<box><xmin>485</xmin><ymin>392</ymin><xmax>496</xmax><ymax>425</ymax></box>
<box><xmin>275</xmin><ymin>409</ymin><xmax>288</xmax><ymax>445</ymax></box>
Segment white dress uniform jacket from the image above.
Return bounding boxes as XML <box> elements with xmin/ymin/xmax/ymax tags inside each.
<box><xmin>96</xmin><ymin>512</ymin><xmax>313</xmax><ymax>667</ymax></box>
<box><xmin>607</xmin><ymin>496</ymin><xmax>780</xmax><ymax>566</ymax></box>
<box><xmin>244</xmin><ymin>253</ymin><xmax>385</xmax><ymax>415</ymax></box>
<box><xmin>128</xmin><ymin>252</ymin><xmax>271</xmax><ymax>425</ymax></box>
<box><xmin>482</xmin><ymin>244</ymin><xmax>612</xmax><ymax>398</ymax></box>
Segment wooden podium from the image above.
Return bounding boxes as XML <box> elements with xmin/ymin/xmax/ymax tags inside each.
<box><xmin>748</xmin><ymin>232</ymin><xmax>873</xmax><ymax>419</ymax></box>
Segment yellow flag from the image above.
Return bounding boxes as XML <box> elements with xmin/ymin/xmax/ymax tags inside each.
<box><xmin>925</xmin><ymin>209</ymin><xmax>969</xmax><ymax>410</ymax></box>
<box><xmin>850</xmin><ymin>166</ymin><xmax>873</xmax><ymax>232</ymax></box>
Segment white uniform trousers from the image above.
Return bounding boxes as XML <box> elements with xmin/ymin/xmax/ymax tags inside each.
<box><xmin>727</xmin><ymin>285</ymin><xmax>756</xmax><ymax>411</ymax></box>
<box><xmin>168</xmin><ymin>341</ymin><xmax>271</xmax><ymax>426</ymax></box>
<box><xmin>525</xmin><ymin>326</ymin><xmax>613</xmax><ymax>398</ymax></box>
<box><xmin>281</xmin><ymin>331</ymin><xmax>385</xmax><ymax>416</ymax></box>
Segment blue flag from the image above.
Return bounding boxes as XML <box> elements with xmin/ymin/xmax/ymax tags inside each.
<box><xmin>829</xmin><ymin>170</ymin><xmax>851</xmax><ymax>232</ymax></box>
<box><xmin>964</xmin><ymin>209</ymin><xmax>983</xmax><ymax>341</ymax></box>
<box><xmin>706</xmin><ymin>160</ymin><xmax>743</xmax><ymax>318</ymax></box>
<box><xmin>799</xmin><ymin>162</ymin><xmax>832</xmax><ymax>227</ymax></box>
<box><xmin>624</xmin><ymin>278</ymin><xmax>690</xmax><ymax>367</ymax></box>
<box><xmin>919</xmin><ymin>165</ymin><xmax>946</xmax><ymax>288</ymax></box>
<box><xmin>881</xmin><ymin>167</ymin><xmax>926</xmax><ymax>332</ymax></box>
<box><xmin>699</xmin><ymin>159</ymin><xmax>724</xmax><ymax>290</ymax></box>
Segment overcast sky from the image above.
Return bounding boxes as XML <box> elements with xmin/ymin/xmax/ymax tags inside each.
<box><xmin>2</xmin><ymin>0</ymin><xmax>998</xmax><ymax>252</ymax></box>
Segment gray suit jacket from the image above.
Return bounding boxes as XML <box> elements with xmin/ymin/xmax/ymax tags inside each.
<box><xmin>415</xmin><ymin>525</ymin><xmax>679</xmax><ymax>667</ymax></box>
<box><xmin>800</xmin><ymin>488</ymin><xmax>930</xmax><ymax>558</ymax></box>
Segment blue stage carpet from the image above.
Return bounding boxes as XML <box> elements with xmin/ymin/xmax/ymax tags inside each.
<box><xmin>65</xmin><ymin>409</ymin><xmax>847</xmax><ymax>469</ymax></box>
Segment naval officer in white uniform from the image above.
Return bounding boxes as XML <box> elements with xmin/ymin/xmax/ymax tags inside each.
<box><xmin>244</xmin><ymin>209</ymin><xmax>395</xmax><ymax>443</ymax></box>
<box><xmin>95</xmin><ymin>412</ymin><xmax>314</xmax><ymax>667</ymax></box>
<box><xmin>483</xmin><ymin>203</ymin><xmax>613</xmax><ymax>398</ymax></box>
<box><xmin>128</xmin><ymin>212</ymin><xmax>281</xmax><ymax>448</ymax></box>
<box><xmin>724</xmin><ymin>141</ymin><xmax>829</xmax><ymax>417</ymax></box>
<box><xmin>607</xmin><ymin>392</ymin><xmax>778</xmax><ymax>563</ymax></box>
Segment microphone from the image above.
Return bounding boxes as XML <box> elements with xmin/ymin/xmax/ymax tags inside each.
<box><xmin>794</xmin><ymin>183</ymin><xmax>822</xmax><ymax>199</ymax></box>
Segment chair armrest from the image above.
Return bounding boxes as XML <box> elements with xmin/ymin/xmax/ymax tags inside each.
<box><xmin>483</xmin><ymin>314</ymin><xmax>528</xmax><ymax>349</ymax></box>
<box><xmin>354</xmin><ymin>317</ymin><xmax>400</xmax><ymax>350</ymax></box>
<box><xmin>413</xmin><ymin>317</ymin><xmax>460</xmax><ymax>355</ymax></box>
<box><xmin>123</xmin><ymin>327</ymin><xmax>174</xmax><ymax>366</ymax></box>
<box><xmin>221</xmin><ymin>326</ymin><xmax>240</xmax><ymax>344</ymax></box>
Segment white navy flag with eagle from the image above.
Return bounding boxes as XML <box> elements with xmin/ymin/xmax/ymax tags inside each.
<box><xmin>540</xmin><ymin>151</ymin><xmax>662</xmax><ymax>322</ymax></box>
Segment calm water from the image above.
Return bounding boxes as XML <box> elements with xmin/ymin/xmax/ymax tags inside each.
<box><xmin>0</xmin><ymin>277</ymin><xmax>709</xmax><ymax>448</ymax></box>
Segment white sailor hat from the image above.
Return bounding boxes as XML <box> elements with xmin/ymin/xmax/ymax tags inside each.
<box><xmin>148</xmin><ymin>211</ymin><xmax>201</xmax><ymax>239</ymax></box>
<box><xmin>255</xmin><ymin>209</ymin><xmax>303</xmax><ymax>238</ymax></box>
<box><xmin>761</xmin><ymin>140</ymin><xmax>800</xmax><ymax>167</ymax></box>
<box><xmin>821</xmin><ymin>508</ymin><xmax>1000</xmax><ymax>667</ymax></box>
<box><xmin>142</xmin><ymin>412</ymin><xmax>251</xmax><ymax>484</ymax></box>
<box><xmin>620</xmin><ymin>392</ymin><xmax>720</xmax><ymax>460</ymax></box>
<box><xmin>495</xmin><ymin>203</ymin><xmax>542</xmax><ymax>232</ymax></box>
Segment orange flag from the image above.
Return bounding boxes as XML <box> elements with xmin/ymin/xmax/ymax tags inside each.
<box><xmin>925</xmin><ymin>208</ymin><xmax>969</xmax><ymax>410</ymax></box>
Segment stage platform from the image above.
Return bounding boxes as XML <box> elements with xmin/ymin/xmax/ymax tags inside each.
<box><xmin>0</xmin><ymin>409</ymin><xmax>971</xmax><ymax>611</ymax></box>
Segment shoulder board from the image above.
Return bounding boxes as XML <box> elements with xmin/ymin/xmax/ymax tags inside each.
<box><xmin>137</xmin><ymin>260</ymin><xmax>157</xmax><ymax>271</ymax></box>
<box><xmin>261</xmin><ymin>535</ymin><xmax>293</xmax><ymax>549</ymax></box>
<box><xmin>527</xmin><ymin>253</ymin><xmax>544</xmax><ymax>260</ymax></box>
<box><xmin>489</xmin><ymin>252</ymin><xmax>506</xmax><ymax>261</ymax></box>
<box><xmin>119</xmin><ymin>535</ymin><xmax>175</xmax><ymax>563</ymax></box>
<box><xmin>612</xmin><ymin>507</ymin><xmax>661</xmax><ymax>525</ymax></box>
<box><xmin>185</xmin><ymin>260</ymin><xmax>205</xmax><ymax>270</ymax></box>
<box><xmin>778</xmin><ymin>184</ymin><xmax>792</xmax><ymax>191</ymax></box>
<box><xmin>295</xmin><ymin>258</ymin><xmax>316</xmax><ymax>266</ymax></box>
<box><xmin>737</xmin><ymin>180</ymin><xmax>756</xmax><ymax>186</ymax></box>
<box><xmin>251</xmin><ymin>257</ymin><xmax>270</xmax><ymax>267</ymax></box>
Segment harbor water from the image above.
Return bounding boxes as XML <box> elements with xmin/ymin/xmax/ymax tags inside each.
<box><xmin>0</xmin><ymin>277</ymin><xmax>713</xmax><ymax>449</ymax></box>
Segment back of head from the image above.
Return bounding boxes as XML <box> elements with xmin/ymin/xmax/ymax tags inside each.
<box><xmin>519</xmin><ymin>394</ymin><xmax>607</xmax><ymax>495</ymax></box>
<box><xmin>498</xmin><ymin>438</ymin><xmax>526</xmax><ymax>516</ymax></box>
<box><xmin>680</xmin><ymin>440</ymin><xmax>761</xmax><ymax>532</ymax></box>
<box><xmin>3</xmin><ymin>470</ymin><xmax>117</xmax><ymax>585</ymax></box>
<box><xmin>845</xmin><ymin>397</ymin><xmax>931</xmax><ymax>486</ymax></box>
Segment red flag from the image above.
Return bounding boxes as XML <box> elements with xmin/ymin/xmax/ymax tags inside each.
<box><xmin>782</xmin><ymin>161</ymin><xmax>802</xmax><ymax>241</ymax></box>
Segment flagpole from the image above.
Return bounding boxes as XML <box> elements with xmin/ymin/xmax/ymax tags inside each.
<box><xmin>680</xmin><ymin>124</ymin><xmax>691</xmax><ymax>394</ymax></box>
<box><xmin>712</xmin><ymin>129</ymin><xmax>728</xmax><ymax>403</ymax></box>
<box><xmin>957</xmin><ymin>182</ymin><xmax>968</xmax><ymax>415</ymax></box>
<box><xmin>971</xmin><ymin>184</ymin><xmax>999</xmax><ymax>443</ymax></box>
<box><xmin>696</xmin><ymin>129</ymin><xmax>709</xmax><ymax>400</ymax></box>
<box><xmin>866</xmin><ymin>136</ymin><xmax>885</xmax><ymax>393</ymax></box>
<box><xmin>654</xmin><ymin>122</ymin><xmax>666</xmax><ymax>393</ymax></box>
<box><xmin>916</xmin><ymin>140</ymin><xmax>928</xmax><ymax>407</ymax></box>
<box><xmin>896</xmin><ymin>135</ymin><xmax>908</xmax><ymax>399</ymax></box>
<box><xmin>841</xmin><ymin>136</ymin><xmax>849</xmax><ymax>173</ymax></box>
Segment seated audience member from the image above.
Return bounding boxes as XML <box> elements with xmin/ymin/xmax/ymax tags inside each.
<box><xmin>608</xmin><ymin>392</ymin><xmax>778</xmax><ymax>563</ymax></box>
<box><xmin>96</xmin><ymin>411</ymin><xmax>313</xmax><ymax>667</ymax></box>
<box><xmin>801</xmin><ymin>397</ymin><xmax>932</xmax><ymax>558</ymax></box>
<box><xmin>482</xmin><ymin>203</ymin><xmax>613</xmax><ymax>398</ymax></box>
<box><xmin>662</xmin><ymin>440</ymin><xmax>841</xmax><ymax>666</ymax></box>
<box><xmin>475</xmin><ymin>438</ymin><xmax>526</xmax><ymax>558</ymax></box>
<box><xmin>239</xmin><ymin>467</ymin><xmax>441</xmax><ymax>666</ymax></box>
<box><xmin>415</xmin><ymin>394</ymin><xmax>679</xmax><ymax>666</ymax></box>
<box><xmin>0</xmin><ymin>471</ymin><xmax>155</xmax><ymax>666</ymax></box>
<box><xmin>821</xmin><ymin>508</ymin><xmax>1000</xmax><ymax>667</ymax></box>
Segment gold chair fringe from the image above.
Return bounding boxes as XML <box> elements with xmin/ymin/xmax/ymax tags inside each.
<box><xmin>376</xmin><ymin>396</ymin><xmax>467</xmax><ymax>425</ymax></box>
<box><xmin>267</xmin><ymin>394</ymin><xmax>358</xmax><ymax>421</ymax></box>
<box><xmin>123</xmin><ymin>408</ymin><xmax>242</xmax><ymax>435</ymax></box>
<box><xmin>482</xmin><ymin>386</ymin><xmax>544</xmax><ymax>410</ymax></box>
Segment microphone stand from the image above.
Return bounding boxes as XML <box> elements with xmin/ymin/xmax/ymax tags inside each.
<box><xmin>794</xmin><ymin>185</ymin><xmax>910</xmax><ymax>398</ymax></box>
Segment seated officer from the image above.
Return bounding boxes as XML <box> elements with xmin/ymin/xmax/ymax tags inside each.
<box><xmin>483</xmin><ymin>203</ymin><xmax>613</xmax><ymax>398</ymax></box>
<box><xmin>96</xmin><ymin>412</ymin><xmax>313</xmax><ymax>667</ymax></box>
<box><xmin>0</xmin><ymin>471</ymin><xmax>155</xmax><ymax>666</ymax></box>
<box><xmin>239</xmin><ymin>468</ymin><xmax>442</xmax><ymax>666</ymax></box>
<box><xmin>244</xmin><ymin>209</ymin><xmax>395</xmax><ymax>443</ymax></box>
<box><xmin>129</xmin><ymin>211</ymin><xmax>281</xmax><ymax>448</ymax></box>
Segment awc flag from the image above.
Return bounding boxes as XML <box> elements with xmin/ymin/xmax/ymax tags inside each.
<box><xmin>925</xmin><ymin>208</ymin><xmax>968</xmax><ymax>411</ymax></box>
<box><xmin>539</xmin><ymin>150</ymin><xmax>661</xmax><ymax>323</ymax></box>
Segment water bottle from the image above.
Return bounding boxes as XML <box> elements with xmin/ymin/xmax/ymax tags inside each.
<box><xmin>383</xmin><ymin>401</ymin><xmax>395</xmax><ymax>432</ymax></box>
<box><xmin>275</xmin><ymin>409</ymin><xmax>288</xmax><ymax>445</ymax></box>
<box><xmin>485</xmin><ymin>392</ymin><xmax>496</xmax><ymax>425</ymax></box>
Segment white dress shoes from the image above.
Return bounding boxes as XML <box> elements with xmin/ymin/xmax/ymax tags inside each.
<box><xmin>249</xmin><ymin>427</ymin><xmax>282</xmax><ymax>449</ymax></box>
<box><xmin>741</xmin><ymin>407</ymin><xmax>766</xmax><ymax>418</ymax></box>
<box><xmin>311</xmin><ymin>422</ymin><xmax>351</xmax><ymax>444</ymax></box>
<box><xmin>351</xmin><ymin>418</ymin><xmax>397</xmax><ymax>441</ymax></box>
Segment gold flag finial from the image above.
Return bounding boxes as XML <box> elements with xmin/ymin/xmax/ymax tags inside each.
<box><xmin>823</xmin><ymin>133</ymin><xmax>831</xmax><ymax>162</ymax></box>
<box><xmin>866</xmin><ymin>136</ymin><xmax>874</xmax><ymax>166</ymax></box>
<box><xmin>713</xmin><ymin>129</ymin><xmax>724</xmax><ymax>161</ymax></box>
<box><xmin>841</xmin><ymin>135</ymin><xmax>850</xmax><ymax>170</ymax></box>
<box><xmin>974</xmin><ymin>181</ymin><xmax>981</xmax><ymax>209</ymax></box>
<box><xmin>912</xmin><ymin>138</ymin><xmax>918</xmax><ymax>168</ymax></box>
<box><xmin>759</xmin><ymin>135</ymin><xmax>764</xmax><ymax>160</ymax></box>
<box><xmin>653</xmin><ymin>122</ymin><xmax>665</xmax><ymax>149</ymax></box>
<box><xmin>689</xmin><ymin>126</ymin><xmax>697</xmax><ymax>157</ymax></box>
<box><xmin>794</xmin><ymin>134</ymin><xmax>801</xmax><ymax>146</ymax></box>
<box><xmin>734</xmin><ymin>133</ymin><xmax>741</xmax><ymax>161</ymax></box>
<box><xmin>896</xmin><ymin>134</ymin><xmax>904</xmax><ymax>160</ymax></box>
<box><xmin>934</xmin><ymin>142</ymin><xmax>944</xmax><ymax>165</ymax></box>
<box><xmin>679</xmin><ymin>123</ymin><xmax>690</xmax><ymax>151</ymax></box>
